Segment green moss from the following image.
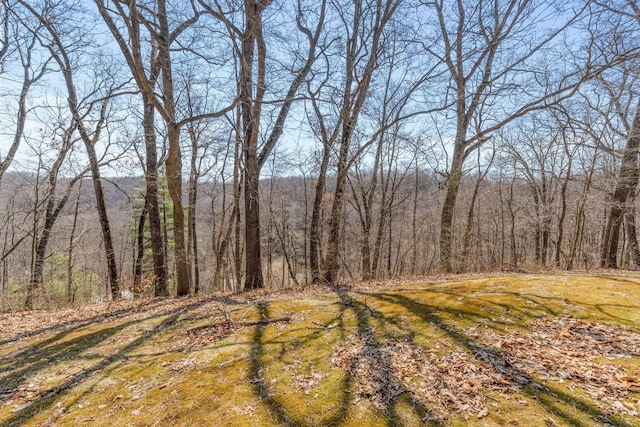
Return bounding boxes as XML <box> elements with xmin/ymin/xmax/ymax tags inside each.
<box><xmin>2</xmin><ymin>274</ymin><xmax>640</xmax><ymax>426</ymax></box>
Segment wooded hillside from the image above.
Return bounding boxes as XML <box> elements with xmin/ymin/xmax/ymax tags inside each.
<box><xmin>2</xmin><ymin>0</ymin><xmax>640</xmax><ymax>307</ymax></box>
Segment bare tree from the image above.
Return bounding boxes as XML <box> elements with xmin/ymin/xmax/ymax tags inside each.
<box><xmin>23</xmin><ymin>125</ymin><xmax>88</xmax><ymax>309</ymax></box>
<box><xmin>461</xmin><ymin>146</ymin><xmax>495</xmax><ymax>271</ymax></box>
<box><xmin>601</xmin><ymin>97</ymin><xmax>640</xmax><ymax>267</ymax></box>
<box><xmin>595</xmin><ymin>0</ymin><xmax>640</xmax><ymax>267</ymax></box>
<box><xmin>0</xmin><ymin>0</ymin><xmax>9</xmax><ymax>65</ymax></box>
<box><xmin>207</xmin><ymin>0</ymin><xmax>326</xmax><ymax>289</ymax></box>
<box><xmin>94</xmin><ymin>0</ymin><xmax>235</xmax><ymax>296</ymax></box>
<box><xmin>0</xmin><ymin>6</ymin><xmax>52</xmax><ymax>186</ymax></box>
<box><xmin>67</xmin><ymin>180</ymin><xmax>83</xmax><ymax>303</ymax></box>
<box><xmin>425</xmin><ymin>0</ymin><xmax>601</xmax><ymax>272</ymax></box>
<box><xmin>320</xmin><ymin>0</ymin><xmax>402</xmax><ymax>283</ymax></box>
<box><xmin>19</xmin><ymin>0</ymin><xmax>125</xmax><ymax>299</ymax></box>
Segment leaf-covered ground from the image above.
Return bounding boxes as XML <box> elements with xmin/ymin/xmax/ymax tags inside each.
<box><xmin>1</xmin><ymin>273</ymin><xmax>640</xmax><ymax>426</ymax></box>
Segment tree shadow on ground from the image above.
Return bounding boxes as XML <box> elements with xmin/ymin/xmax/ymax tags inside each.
<box><xmin>369</xmin><ymin>291</ymin><xmax>635</xmax><ymax>427</ymax></box>
<box><xmin>248</xmin><ymin>291</ymin><xmax>442</xmax><ymax>427</ymax></box>
<box><xmin>0</xmin><ymin>298</ymin><xmax>215</xmax><ymax>427</ymax></box>
<box><xmin>591</xmin><ymin>274</ymin><xmax>640</xmax><ymax>287</ymax></box>
<box><xmin>442</xmin><ymin>287</ymin><xmax>640</xmax><ymax>327</ymax></box>
<box><xmin>334</xmin><ymin>290</ymin><xmax>443</xmax><ymax>426</ymax></box>
<box><xmin>0</xmin><ymin>294</ymin><xmax>248</xmax><ymax>347</ymax></box>
<box><xmin>0</xmin><ymin>299</ymin><xmax>171</xmax><ymax>346</ymax></box>
<box><xmin>248</xmin><ymin>301</ymin><xmax>352</xmax><ymax>427</ymax></box>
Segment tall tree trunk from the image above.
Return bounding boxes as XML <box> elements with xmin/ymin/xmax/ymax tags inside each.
<box><xmin>240</xmin><ymin>1</ymin><xmax>270</xmax><ymax>290</ymax></box>
<box><xmin>624</xmin><ymin>162</ymin><xmax>640</xmax><ymax>267</ymax></box>
<box><xmin>244</xmin><ymin>150</ymin><xmax>263</xmax><ymax>289</ymax></box>
<box><xmin>462</xmin><ymin>150</ymin><xmax>494</xmax><ymax>271</ymax></box>
<box><xmin>556</xmin><ymin>158</ymin><xmax>572</xmax><ymax>267</ymax></box>
<box><xmin>84</xmin><ymin>140</ymin><xmax>120</xmax><ymax>299</ymax></box>
<box><xmin>624</xmin><ymin>207</ymin><xmax>640</xmax><ymax>267</ymax></box>
<box><xmin>440</xmin><ymin>145</ymin><xmax>465</xmax><ymax>273</ymax></box>
<box><xmin>360</xmin><ymin>133</ymin><xmax>385</xmax><ymax>280</ymax></box>
<box><xmin>67</xmin><ymin>181</ymin><xmax>82</xmax><ymax>304</ymax></box>
<box><xmin>31</xmin><ymin>5</ymin><xmax>122</xmax><ymax>299</ymax></box>
<box><xmin>507</xmin><ymin>175</ymin><xmax>518</xmax><ymax>268</ymax></box>
<box><xmin>224</xmin><ymin>0</ymin><xmax>321</xmax><ymax>288</ymax></box>
<box><xmin>462</xmin><ymin>174</ymin><xmax>483</xmax><ymax>271</ymax></box>
<box><xmin>309</xmin><ymin>145</ymin><xmax>331</xmax><ymax>284</ymax></box>
<box><xmin>25</xmin><ymin>140</ymin><xmax>80</xmax><ymax>308</ymax></box>
<box><xmin>302</xmin><ymin>172</ymin><xmax>310</xmax><ymax>284</ymax></box>
<box><xmin>529</xmin><ymin>182</ymin><xmax>542</xmax><ymax>265</ymax></box>
<box><xmin>567</xmin><ymin>147</ymin><xmax>598</xmax><ymax>270</ymax></box>
<box><xmin>142</xmin><ymin>98</ymin><xmax>168</xmax><ymax>296</ymax></box>
<box><xmin>27</xmin><ymin>227</ymin><xmax>51</xmax><ymax>310</ymax></box>
<box><xmin>155</xmin><ymin>0</ymin><xmax>190</xmax><ymax>296</ymax></box>
<box><xmin>411</xmin><ymin>158</ymin><xmax>419</xmax><ymax>275</ymax></box>
<box><xmin>323</xmin><ymin>0</ymin><xmax>395</xmax><ymax>283</ymax></box>
<box><xmin>324</xmin><ymin>122</ymin><xmax>354</xmax><ymax>283</ymax></box>
<box><xmin>133</xmin><ymin>193</ymin><xmax>148</xmax><ymax>291</ymax></box>
<box><xmin>165</xmin><ymin>123</ymin><xmax>190</xmax><ymax>295</ymax></box>
<box><xmin>187</xmin><ymin>126</ymin><xmax>201</xmax><ymax>294</ymax></box>
<box><xmin>601</xmin><ymin>98</ymin><xmax>640</xmax><ymax>268</ymax></box>
<box><xmin>25</xmin><ymin>162</ymin><xmax>42</xmax><ymax>310</ymax></box>
<box><xmin>372</xmin><ymin>145</ymin><xmax>396</xmax><ymax>278</ymax></box>
<box><xmin>233</xmin><ymin>125</ymin><xmax>244</xmax><ymax>290</ymax></box>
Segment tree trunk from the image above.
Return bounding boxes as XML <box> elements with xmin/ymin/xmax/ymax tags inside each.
<box><xmin>84</xmin><ymin>141</ymin><xmax>120</xmax><ymax>299</ymax></box>
<box><xmin>601</xmin><ymin>98</ymin><xmax>640</xmax><ymax>268</ymax></box>
<box><xmin>133</xmin><ymin>194</ymin><xmax>148</xmax><ymax>291</ymax></box>
<box><xmin>67</xmin><ymin>182</ymin><xmax>82</xmax><ymax>304</ymax></box>
<box><xmin>507</xmin><ymin>176</ymin><xmax>518</xmax><ymax>268</ymax></box>
<box><xmin>440</xmin><ymin>145</ymin><xmax>465</xmax><ymax>273</ymax></box>
<box><xmin>187</xmin><ymin>127</ymin><xmax>201</xmax><ymax>294</ymax></box>
<box><xmin>624</xmin><ymin>206</ymin><xmax>640</xmax><ymax>267</ymax></box>
<box><xmin>143</xmin><ymin>97</ymin><xmax>168</xmax><ymax>297</ymax></box>
<box><xmin>324</xmin><ymin>122</ymin><xmax>353</xmax><ymax>283</ymax></box>
<box><xmin>25</xmin><ymin>142</ymin><xmax>79</xmax><ymax>308</ymax></box>
<box><xmin>462</xmin><ymin>177</ymin><xmax>481</xmax><ymax>271</ymax></box>
<box><xmin>309</xmin><ymin>145</ymin><xmax>331</xmax><ymax>284</ymax></box>
<box><xmin>156</xmin><ymin>0</ymin><xmax>190</xmax><ymax>296</ymax></box>
<box><xmin>360</xmin><ymin>134</ymin><xmax>385</xmax><ymax>280</ymax></box>
<box><xmin>243</xmin><ymin>142</ymin><xmax>263</xmax><ymax>289</ymax></box>
<box><xmin>26</xmin><ymin>227</ymin><xmax>50</xmax><ymax>310</ymax></box>
<box><xmin>556</xmin><ymin>159</ymin><xmax>572</xmax><ymax>267</ymax></box>
<box><xmin>322</xmin><ymin>0</ymin><xmax>395</xmax><ymax>283</ymax></box>
<box><xmin>567</xmin><ymin>148</ymin><xmax>598</xmax><ymax>270</ymax></box>
<box><xmin>624</xmin><ymin>162</ymin><xmax>640</xmax><ymax>267</ymax></box>
<box><xmin>25</xmin><ymin>162</ymin><xmax>42</xmax><ymax>310</ymax></box>
<box><xmin>274</xmin><ymin>219</ymin><xmax>300</xmax><ymax>286</ymax></box>
<box><xmin>233</xmin><ymin>136</ymin><xmax>243</xmax><ymax>291</ymax></box>
<box><xmin>166</xmin><ymin>123</ymin><xmax>190</xmax><ymax>295</ymax></box>
<box><xmin>240</xmin><ymin>1</ymin><xmax>270</xmax><ymax>290</ymax></box>
<box><xmin>411</xmin><ymin>159</ymin><xmax>419</xmax><ymax>275</ymax></box>
<box><xmin>35</xmin><ymin>8</ymin><xmax>121</xmax><ymax>299</ymax></box>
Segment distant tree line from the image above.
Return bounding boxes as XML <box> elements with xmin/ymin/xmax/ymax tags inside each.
<box><xmin>1</xmin><ymin>0</ymin><xmax>640</xmax><ymax>309</ymax></box>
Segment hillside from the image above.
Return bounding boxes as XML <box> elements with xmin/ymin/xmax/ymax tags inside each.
<box><xmin>1</xmin><ymin>273</ymin><xmax>639</xmax><ymax>426</ymax></box>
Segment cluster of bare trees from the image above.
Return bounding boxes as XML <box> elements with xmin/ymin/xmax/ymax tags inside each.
<box><xmin>1</xmin><ymin>0</ymin><xmax>640</xmax><ymax>309</ymax></box>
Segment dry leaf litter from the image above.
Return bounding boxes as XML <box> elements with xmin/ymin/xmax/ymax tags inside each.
<box><xmin>477</xmin><ymin>315</ymin><xmax>640</xmax><ymax>417</ymax></box>
<box><xmin>333</xmin><ymin>315</ymin><xmax>640</xmax><ymax>421</ymax></box>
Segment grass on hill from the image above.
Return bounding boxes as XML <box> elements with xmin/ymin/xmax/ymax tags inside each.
<box><xmin>1</xmin><ymin>272</ymin><xmax>639</xmax><ymax>426</ymax></box>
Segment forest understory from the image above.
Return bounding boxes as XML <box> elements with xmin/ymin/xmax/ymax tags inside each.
<box><xmin>1</xmin><ymin>272</ymin><xmax>639</xmax><ymax>427</ymax></box>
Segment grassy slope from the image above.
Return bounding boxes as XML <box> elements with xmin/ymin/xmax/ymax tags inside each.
<box><xmin>1</xmin><ymin>273</ymin><xmax>639</xmax><ymax>426</ymax></box>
